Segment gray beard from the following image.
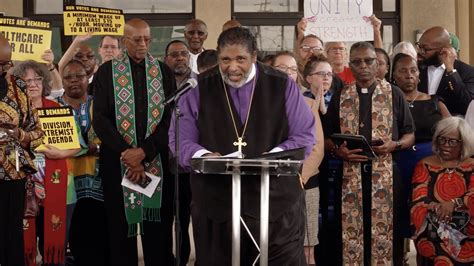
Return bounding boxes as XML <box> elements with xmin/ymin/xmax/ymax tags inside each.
<box><xmin>222</xmin><ymin>71</ymin><xmax>250</xmax><ymax>88</ymax></box>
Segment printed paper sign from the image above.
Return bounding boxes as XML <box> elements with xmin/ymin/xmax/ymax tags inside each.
<box><xmin>63</xmin><ymin>5</ymin><xmax>124</xmax><ymax>36</ymax></box>
<box><xmin>36</xmin><ymin>107</ymin><xmax>80</xmax><ymax>150</ymax></box>
<box><xmin>0</xmin><ymin>16</ymin><xmax>52</xmax><ymax>62</ymax></box>
<box><xmin>304</xmin><ymin>0</ymin><xmax>374</xmax><ymax>42</ymax></box>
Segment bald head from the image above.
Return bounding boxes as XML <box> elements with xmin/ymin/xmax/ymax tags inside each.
<box><xmin>0</xmin><ymin>35</ymin><xmax>12</xmax><ymax>61</ymax></box>
<box><xmin>222</xmin><ymin>19</ymin><xmax>241</xmax><ymax>32</ymax></box>
<box><xmin>420</xmin><ymin>26</ymin><xmax>451</xmax><ymax>48</ymax></box>
<box><xmin>123</xmin><ymin>18</ymin><xmax>152</xmax><ymax>63</ymax></box>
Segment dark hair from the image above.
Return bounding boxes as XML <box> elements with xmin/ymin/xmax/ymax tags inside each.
<box><xmin>300</xmin><ymin>34</ymin><xmax>324</xmax><ymax>47</ymax></box>
<box><xmin>217</xmin><ymin>27</ymin><xmax>257</xmax><ymax>54</ymax></box>
<box><xmin>197</xmin><ymin>49</ymin><xmax>218</xmax><ymax>72</ymax></box>
<box><xmin>12</xmin><ymin>60</ymin><xmax>52</xmax><ymax>97</ymax></box>
<box><xmin>302</xmin><ymin>54</ymin><xmax>329</xmax><ymax>79</ymax></box>
<box><xmin>349</xmin><ymin>42</ymin><xmax>375</xmax><ymax>56</ymax></box>
<box><xmin>164</xmin><ymin>40</ymin><xmax>189</xmax><ymax>56</ymax></box>
<box><xmin>390</xmin><ymin>52</ymin><xmax>417</xmax><ymax>83</ymax></box>
<box><xmin>62</xmin><ymin>59</ymin><xmax>87</xmax><ymax>74</ymax></box>
<box><xmin>375</xmin><ymin>48</ymin><xmax>390</xmax><ymax>80</ymax></box>
<box><xmin>99</xmin><ymin>35</ymin><xmax>120</xmax><ymax>48</ymax></box>
<box><xmin>270</xmin><ymin>51</ymin><xmax>295</xmax><ymax>66</ymax></box>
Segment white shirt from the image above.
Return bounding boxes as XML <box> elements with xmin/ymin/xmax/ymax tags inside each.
<box><xmin>189</xmin><ymin>49</ymin><xmax>204</xmax><ymax>74</ymax></box>
<box><xmin>427</xmin><ymin>64</ymin><xmax>446</xmax><ymax>95</ymax></box>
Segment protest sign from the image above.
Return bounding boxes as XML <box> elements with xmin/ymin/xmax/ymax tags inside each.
<box><xmin>63</xmin><ymin>5</ymin><xmax>124</xmax><ymax>36</ymax></box>
<box><xmin>36</xmin><ymin>107</ymin><xmax>81</xmax><ymax>150</ymax></box>
<box><xmin>304</xmin><ymin>0</ymin><xmax>374</xmax><ymax>42</ymax></box>
<box><xmin>0</xmin><ymin>16</ymin><xmax>52</xmax><ymax>62</ymax></box>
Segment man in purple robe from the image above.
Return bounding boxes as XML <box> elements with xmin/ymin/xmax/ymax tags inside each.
<box><xmin>169</xmin><ymin>27</ymin><xmax>315</xmax><ymax>265</ymax></box>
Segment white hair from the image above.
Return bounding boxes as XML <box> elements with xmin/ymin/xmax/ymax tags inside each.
<box><xmin>432</xmin><ymin>117</ymin><xmax>474</xmax><ymax>159</ymax></box>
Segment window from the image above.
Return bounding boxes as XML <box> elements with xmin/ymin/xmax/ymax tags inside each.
<box><xmin>234</xmin><ymin>0</ymin><xmax>298</xmax><ymax>12</ymax></box>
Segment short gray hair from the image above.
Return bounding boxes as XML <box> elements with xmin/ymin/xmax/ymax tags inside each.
<box><xmin>12</xmin><ymin>60</ymin><xmax>52</xmax><ymax>97</ymax></box>
<box><xmin>432</xmin><ymin>117</ymin><xmax>474</xmax><ymax>159</ymax></box>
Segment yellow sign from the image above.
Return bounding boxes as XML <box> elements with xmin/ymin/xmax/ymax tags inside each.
<box><xmin>63</xmin><ymin>5</ymin><xmax>124</xmax><ymax>36</ymax></box>
<box><xmin>36</xmin><ymin>107</ymin><xmax>80</xmax><ymax>150</ymax></box>
<box><xmin>0</xmin><ymin>16</ymin><xmax>52</xmax><ymax>63</ymax></box>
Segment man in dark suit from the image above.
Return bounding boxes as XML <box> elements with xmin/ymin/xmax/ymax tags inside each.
<box><xmin>417</xmin><ymin>26</ymin><xmax>474</xmax><ymax>115</ymax></box>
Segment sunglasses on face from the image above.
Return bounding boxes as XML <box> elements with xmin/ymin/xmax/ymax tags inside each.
<box><xmin>349</xmin><ymin>57</ymin><xmax>377</xmax><ymax>67</ymax></box>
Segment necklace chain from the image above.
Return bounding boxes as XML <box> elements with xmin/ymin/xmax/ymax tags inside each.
<box><xmin>221</xmin><ymin>77</ymin><xmax>256</xmax><ymax>154</ymax></box>
<box><xmin>408</xmin><ymin>91</ymin><xmax>420</xmax><ymax>108</ymax></box>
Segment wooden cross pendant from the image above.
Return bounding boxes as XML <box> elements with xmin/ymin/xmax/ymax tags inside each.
<box><xmin>233</xmin><ymin>137</ymin><xmax>247</xmax><ymax>156</ymax></box>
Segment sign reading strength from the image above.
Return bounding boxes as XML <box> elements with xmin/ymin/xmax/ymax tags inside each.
<box><xmin>304</xmin><ymin>0</ymin><xmax>374</xmax><ymax>42</ymax></box>
<box><xmin>63</xmin><ymin>5</ymin><xmax>124</xmax><ymax>36</ymax></box>
<box><xmin>36</xmin><ymin>107</ymin><xmax>80</xmax><ymax>151</ymax></box>
<box><xmin>0</xmin><ymin>16</ymin><xmax>52</xmax><ymax>62</ymax></box>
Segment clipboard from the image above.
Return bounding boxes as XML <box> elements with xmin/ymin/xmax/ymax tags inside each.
<box><xmin>330</xmin><ymin>133</ymin><xmax>378</xmax><ymax>160</ymax></box>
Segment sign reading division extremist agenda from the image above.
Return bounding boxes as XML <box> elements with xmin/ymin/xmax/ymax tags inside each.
<box><xmin>63</xmin><ymin>5</ymin><xmax>124</xmax><ymax>36</ymax></box>
<box><xmin>36</xmin><ymin>107</ymin><xmax>80</xmax><ymax>151</ymax></box>
<box><xmin>0</xmin><ymin>16</ymin><xmax>52</xmax><ymax>62</ymax></box>
<box><xmin>304</xmin><ymin>0</ymin><xmax>374</xmax><ymax>42</ymax></box>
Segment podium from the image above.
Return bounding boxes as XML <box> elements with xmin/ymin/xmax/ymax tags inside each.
<box><xmin>191</xmin><ymin>157</ymin><xmax>303</xmax><ymax>266</ymax></box>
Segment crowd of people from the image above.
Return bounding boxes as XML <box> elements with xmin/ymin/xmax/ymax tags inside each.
<box><xmin>0</xmin><ymin>12</ymin><xmax>474</xmax><ymax>266</ymax></box>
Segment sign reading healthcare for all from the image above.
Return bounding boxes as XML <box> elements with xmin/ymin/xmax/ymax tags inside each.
<box><xmin>304</xmin><ymin>0</ymin><xmax>374</xmax><ymax>42</ymax></box>
<box><xmin>36</xmin><ymin>107</ymin><xmax>80</xmax><ymax>151</ymax></box>
<box><xmin>63</xmin><ymin>5</ymin><xmax>124</xmax><ymax>36</ymax></box>
<box><xmin>0</xmin><ymin>16</ymin><xmax>52</xmax><ymax>62</ymax></box>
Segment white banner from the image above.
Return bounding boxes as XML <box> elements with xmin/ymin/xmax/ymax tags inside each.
<box><xmin>304</xmin><ymin>0</ymin><xmax>374</xmax><ymax>42</ymax></box>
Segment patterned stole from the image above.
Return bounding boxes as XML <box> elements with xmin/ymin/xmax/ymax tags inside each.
<box><xmin>112</xmin><ymin>52</ymin><xmax>165</xmax><ymax>236</ymax></box>
<box><xmin>339</xmin><ymin>79</ymin><xmax>394</xmax><ymax>265</ymax></box>
<box><xmin>24</xmin><ymin>99</ymin><xmax>68</xmax><ymax>266</ymax></box>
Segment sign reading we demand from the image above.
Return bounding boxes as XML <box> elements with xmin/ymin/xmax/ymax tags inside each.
<box><xmin>63</xmin><ymin>5</ymin><xmax>124</xmax><ymax>36</ymax></box>
<box><xmin>0</xmin><ymin>16</ymin><xmax>52</xmax><ymax>62</ymax></box>
<box><xmin>304</xmin><ymin>0</ymin><xmax>374</xmax><ymax>42</ymax></box>
<box><xmin>36</xmin><ymin>107</ymin><xmax>80</xmax><ymax>151</ymax></box>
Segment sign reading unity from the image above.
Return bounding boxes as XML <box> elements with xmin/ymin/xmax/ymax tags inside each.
<box><xmin>36</xmin><ymin>107</ymin><xmax>80</xmax><ymax>150</ymax></box>
<box><xmin>304</xmin><ymin>0</ymin><xmax>374</xmax><ymax>42</ymax></box>
<box><xmin>0</xmin><ymin>16</ymin><xmax>52</xmax><ymax>62</ymax></box>
<box><xmin>63</xmin><ymin>5</ymin><xmax>124</xmax><ymax>36</ymax></box>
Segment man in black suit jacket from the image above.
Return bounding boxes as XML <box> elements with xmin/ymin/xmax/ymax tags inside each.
<box><xmin>417</xmin><ymin>26</ymin><xmax>474</xmax><ymax>115</ymax></box>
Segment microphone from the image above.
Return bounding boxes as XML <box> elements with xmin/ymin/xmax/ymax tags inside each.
<box><xmin>165</xmin><ymin>78</ymin><xmax>198</xmax><ymax>105</ymax></box>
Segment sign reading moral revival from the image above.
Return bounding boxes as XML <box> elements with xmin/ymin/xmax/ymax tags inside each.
<box><xmin>304</xmin><ymin>0</ymin><xmax>374</xmax><ymax>42</ymax></box>
<box><xmin>36</xmin><ymin>107</ymin><xmax>80</xmax><ymax>150</ymax></box>
<box><xmin>0</xmin><ymin>16</ymin><xmax>52</xmax><ymax>62</ymax></box>
<box><xmin>63</xmin><ymin>5</ymin><xmax>124</xmax><ymax>36</ymax></box>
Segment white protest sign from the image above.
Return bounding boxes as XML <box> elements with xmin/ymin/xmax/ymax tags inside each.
<box><xmin>304</xmin><ymin>0</ymin><xmax>374</xmax><ymax>42</ymax></box>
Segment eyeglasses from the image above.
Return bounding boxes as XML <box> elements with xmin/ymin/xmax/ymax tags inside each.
<box><xmin>185</xmin><ymin>30</ymin><xmax>206</xmax><ymax>37</ymax></box>
<box><xmin>74</xmin><ymin>53</ymin><xmax>95</xmax><ymax>60</ymax></box>
<box><xmin>125</xmin><ymin>36</ymin><xmax>152</xmax><ymax>45</ymax></box>
<box><xmin>327</xmin><ymin>47</ymin><xmax>347</xmax><ymax>52</ymax></box>
<box><xmin>437</xmin><ymin>136</ymin><xmax>462</xmax><ymax>147</ymax></box>
<box><xmin>101</xmin><ymin>45</ymin><xmax>119</xmax><ymax>50</ymax></box>
<box><xmin>275</xmin><ymin>65</ymin><xmax>298</xmax><ymax>74</ymax></box>
<box><xmin>349</xmin><ymin>58</ymin><xmax>377</xmax><ymax>67</ymax></box>
<box><xmin>167</xmin><ymin>51</ymin><xmax>189</xmax><ymax>58</ymax></box>
<box><xmin>24</xmin><ymin>76</ymin><xmax>44</xmax><ymax>86</ymax></box>
<box><xmin>309</xmin><ymin>71</ymin><xmax>333</xmax><ymax>78</ymax></box>
<box><xmin>415</xmin><ymin>42</ymin><xmax>442</xmax><ymax>54</ymax></box>
<box><xmin>0</xmin><ymin>60</ymin><xmax>13</xmax><ymax>72</ymax></box>
<box><xmin>300</xmin><ymin>45</ymin><xmax>324</xmax><ymax>53</ymax></box>
<box><xmin>63</xmin><ymin>73</ymin><xmax>88</xmax><ymax>81</ymax></box>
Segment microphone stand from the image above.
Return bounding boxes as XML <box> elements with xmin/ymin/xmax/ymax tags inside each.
<box><xmin>172</xmin><ymin>100</ymin><xmax>182</xmax><ymax>266</ymax></box>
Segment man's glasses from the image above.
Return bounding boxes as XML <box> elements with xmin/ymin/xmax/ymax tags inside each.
<box><xmin>167</xmin><ymin>51</ymin><xmax>189</xmax><ymax>58</ymax></box>
<box><xmin>300</xmin><ymin>45</ymin><xmax>324</xmax><ymax>53</ymax></box>
<box><xmin>275</xmin><ymin>65</ymin><xmax>298</xmax><ymax>74</ymax></box>
<box><xmin>309</xmin><ymin>71</ymin><xmax>333</xmax><ymax>78</ymax></box>
<box><xmin>63</xmin><ymin>73</ymin><xmax>88</xmax><ymax>81</ymax></box>
<box><xmin>349</xmin><ymin>58</ymin><xmax>377</xmax><ymax>67</ymax></box>
<box><xmin>125</xmin><ymin>36</ymin><xmax>152</xmax><ymax>45</ymax></box>
<box><xmin>186</xmin><ymin>30</ymin><xmax>206</xmax><ymax>37</ymax></box>
<box><xmin>0</xmin><ymin>61</ymin><xmax>13</xmax><ymax>73</ymax></box>
<box><xmin>25</xmin><ymin>76</ymin><xmax>44</xmax><ymax>86</ymax></box>
<box><xmin>415</xmin><ymin>42</ymin><xmax>442</xmax><ymax>54</ymax></box>
<box><xmin>437</xmin><ymin>136</ymin><xmax>462</xmax><ymax>147</ymax></box>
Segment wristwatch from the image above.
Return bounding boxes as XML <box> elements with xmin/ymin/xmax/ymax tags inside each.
<box><xmin>395</xmin><ymin>141</ymin><xmax>402</xmax><ymax>151</ymax></box>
